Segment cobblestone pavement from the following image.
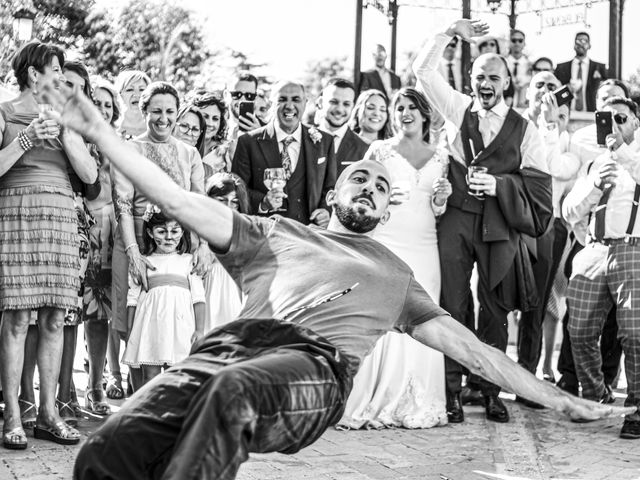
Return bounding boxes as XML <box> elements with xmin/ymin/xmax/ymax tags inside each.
<box><xmin>1</xmin><ymin>390</ymin><xmax>638</xmax><ymax>480</ymax></box>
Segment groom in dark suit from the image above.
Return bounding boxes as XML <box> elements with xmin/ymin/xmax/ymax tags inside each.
<box><xmin>554</xmin><ymin>32</ymin><xmax>607</xmax><ymax>112</ymax></box>
<box><xmin>232</xmin><ymin>80</ymin><xmax>337</xmax><ymax>227</ymax></box>
<box><xmin>358</xmin><ymin>44</ymin><xmax>402</xmax><ymax>98</ymax></box>
<box><xmin>315</xmin><ymin>78</ymin><xmax>369</xmax><ymax>175</ymax></box>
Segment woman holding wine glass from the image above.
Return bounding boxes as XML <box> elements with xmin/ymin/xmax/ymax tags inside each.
<box><xmin>338</xmin><ymin>87</ymin><xmax>452</xmax><ymax>430</ymax></box>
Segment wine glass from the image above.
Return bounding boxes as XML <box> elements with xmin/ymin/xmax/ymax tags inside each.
<box><xmin>263</xmin><ymin>168</ymin><xmax>287</xmax><ymax>211</ymax></box>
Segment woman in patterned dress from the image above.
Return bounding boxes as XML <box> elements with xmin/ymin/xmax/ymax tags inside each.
<box><xmin>110</xmin><ymin>81</ymin><xmax>209</xmax><ymax>393</ymax></box>
<box><xmin>0</xmin><ymin>42</ymin><xmax>97</xmax><ymax>449</ymax></box>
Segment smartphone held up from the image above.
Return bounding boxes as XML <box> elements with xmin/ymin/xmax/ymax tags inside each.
<box><xmin>596</xmin><ymin>111</ymin><xmax>613</xmax><ymax>147</ymax></box>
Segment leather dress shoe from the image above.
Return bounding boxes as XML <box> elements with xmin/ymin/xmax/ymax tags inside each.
<box><xmin>556</xmin><ymin>376</ymin><xmax>579</xmax><ymax>396</ymax></box>
<box><xmin>515</xmin><ymin>395</ymin><xmax>545</xmax><ymax>409</ymax></box>
<box><xmin>601</xmin><ymin>384</ymin><xmax>616</xmax><ymax>404</ymax></box>
<box><xmin>620</xmin><ymin>418</ymin><xmax>640</xmax><ymax>439</ymax></box>
<box><xmin>461</xmin><ymin>385</ymin><xmax>485</xmax><ymax>406</ymax></box>
<box><xmin>484</xmin><ymin>395</ymin><xmax>509</xmax><ymax>423</ymax></box>
<box><xmin>446</xmin><ymin>393</ymin><xmax>464</xmax><ymax>423</ymax></box>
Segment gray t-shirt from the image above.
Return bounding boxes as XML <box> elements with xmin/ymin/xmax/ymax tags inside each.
<box><xmin>215</xmin><ymin>212</ymin><xmax>448</xmax><ymax>371</ymax></box>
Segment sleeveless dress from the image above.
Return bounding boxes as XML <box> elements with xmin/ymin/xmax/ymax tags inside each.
<box><xmin>337</xmin><ymin>141</ymin><xmax>449</xmax><ymax>429</ymax></box>
<box><xmin>122</xmin><ymin>253</ymin><xmax>205</xmax><ymax>367</ymax></box>
<box><xmin>0</xmin><ymin>102</ymin><xmax>79</xmax><ymax>310</ymax></box>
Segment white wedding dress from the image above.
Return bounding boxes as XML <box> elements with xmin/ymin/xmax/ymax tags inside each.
<box><xmin>337</xmin><ymin>141</ymin><xmax>448</xmax><ymax>429</ymax></box>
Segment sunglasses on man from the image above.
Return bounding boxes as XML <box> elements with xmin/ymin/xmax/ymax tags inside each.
<box><xmin>614</xmin><ymin>113</ymin><xmax>629</xmax><ymax>125</ymax></box>
<box><xmin>510</xmin><ymin>37</ymin><xmax>524</xmax><ymax>44</ymax></box>
<box><xmin>230</xmin><ymin>91</ymin><xmax>257</xmax><ymax>101</ymax></box>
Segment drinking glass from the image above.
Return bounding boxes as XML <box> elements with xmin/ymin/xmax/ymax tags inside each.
<box><xmin>263</xmin><ymin>168</ymin><xmax>287</xmax><ymax>211</ymax></box>
<box><xmin>467</xmin><ymin>165</ymin><xmax>488</xmax><ymax>199</ymax></box>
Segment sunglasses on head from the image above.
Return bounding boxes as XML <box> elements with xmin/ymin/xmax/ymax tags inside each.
<box><xmin>614</xmin><ymin>113</ymin><xmax>629</xmax><ymax>125</ymax></box>
<box><xmin>230</xmin><ymin>91</ymin><xmax>257</xmax><ymax>101</ymax></box>
<box><xmin>511</xmin><ymin>38</ymin><xmax>524</xmax><ymax>43</ymax></box>
<box><xmin>534</xmin><ymin>82</ymin><xmax>558</xmax><ymax>91</ymax></box>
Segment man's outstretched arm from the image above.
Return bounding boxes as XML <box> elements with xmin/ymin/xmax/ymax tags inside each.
<box><xmin>43</xmin><ymin>83</ymin><xmax>233</xmax><ymax>253</ymax></box>
<box><xmin>410</xmin><ymin>316</ymin><xmax>636</xmax><ymax>421</ymax></box>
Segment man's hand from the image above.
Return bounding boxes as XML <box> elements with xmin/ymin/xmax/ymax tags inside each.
<box><xmin>192</xmin><ymin>242</ymin><xmax>214</xmax><ymax>277</ymax></box>
<box><xmin>261</xmin><ymin>188</ymin><xmax>287</xmax><ymax>211</ymax></box>
<box><xmin>560</xmin><ymin>394</ymin><xmax>637</xmax><ymax>422</ymax></box>
<box><xmin>607</xmin><ymin>120</ymin><xmax>631</xmax><ymax>151</ymax></box>
<box><xmin>540</xmin><ymin>92</ymin><xmax>560</xmax><ymax>125</ymax></box>
<box><xmin>238</xmin><ymin>112</ymin><xmax>262</xmax><ymax>133</ymax></box>
<box><xmin>41</xmin><ymin>82</ymin><xmax>105</xmax><ymax>143</ymax></box>
<box><xmin>468</xmin><ymin>172</ymin><xmax>497</xmax><ymax>196</ymax></box>
<box><xmin>593</xmin><ymin>159</ymin><xmax>618</xmax><ymax>191</ymax></box>
<box><xmin>445</xmin><ymin>19</ymin><xmax>490</xmax><ymax>42</ymax></box>
<box><xmin>310</xmin><ymin>208</ymin><xmax>330</xmax><ymax>228</ymax></box>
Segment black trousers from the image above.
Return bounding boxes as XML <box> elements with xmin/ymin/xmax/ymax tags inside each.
<box><xmin>438</xmin><ymin>207</ymin><xmax>510</xmax><ymax>397</ymax></box>
<box><xmin>517</xmin><ymin>218</ymin><xmax>563</xmax><ymax>373</ymax></box>
<box><xmin>556</xmin><ymin>242</ymin><xmax>622</xmax><ymax>387</ymax></box>
<box><xmin>74</xmin><ymin>319</ymin><xmax>352</xmax><ymax>480</ymax></box>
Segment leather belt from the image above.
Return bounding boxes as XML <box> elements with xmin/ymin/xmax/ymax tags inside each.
<box><xmin>600</xmin><ymin>237</ymin><xmax>640</xmax><ymax>246</ymax></box>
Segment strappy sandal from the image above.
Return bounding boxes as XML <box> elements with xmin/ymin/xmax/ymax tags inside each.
<box><xmin>106</xmin><ymin>374</ymin><xmax>124</xmax><ymax>400</ymax></box>
<box><xmin>55</xmin><ymin>399</ymin><xmax>78</xmax><ymax>427</ymax></box>
<box><xmin>33</xmin><ymin>421</ymin><xmax>80</xmax><ymax>445</ymax></box>
<box><xmin>3</xmin><ymin>426</ymin><xmax>27</xmax><ymax>450</ymax></box>
<box><xmin>19</xmin><ymin>399</ymin><xmax>37</xmax><ymax>428</ymax></box>
<box><xmin>85</xmin><ymin>388</ymin><xmax>111</xmax><ymax>416</ymax></box>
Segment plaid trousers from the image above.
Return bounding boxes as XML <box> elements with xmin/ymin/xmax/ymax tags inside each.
<box><xmin>567</xmin><ymin>241</ymin><xmax>640</xmax><ymax>408</ymax></box>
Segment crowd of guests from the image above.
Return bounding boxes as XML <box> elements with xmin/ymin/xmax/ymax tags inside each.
<box><xmin>0</xmin><ymin>20</ymin><xmax>639</xmax><ymax>452</ymax></box>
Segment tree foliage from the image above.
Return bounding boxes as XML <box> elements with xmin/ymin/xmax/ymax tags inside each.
<box><xmin>304</xmin><ymin>56</ymin><xmax>351</xmax><ymax>99</ymax></box>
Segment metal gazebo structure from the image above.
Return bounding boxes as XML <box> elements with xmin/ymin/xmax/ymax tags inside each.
<box><xmin>353</xmin><ymin>0</ymin><xmax>625</xmax><ymax>91</ymax></box>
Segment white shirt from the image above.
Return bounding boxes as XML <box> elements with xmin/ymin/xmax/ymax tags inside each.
<box><xmin>506</xmin><ymin>54</ymin><xmax>532</xmax><ymax>109</ymax></box>
<box><xmin>571</xmin><ymin>57</ymin><xmax>590</xmax><ymax>111</ymax></box>
<box><xmin>274</xmin><ymin>121</ymin><xmax>302</xmax><ymax>172</ymax></box>
<box><xmin>413</xmin><ymin>32</ymin><xmax>549</xmax><ymax>174</ymax></box>
<box><xmin>319</xmin><ymin>121</ymin><xmax>350</xmax><ymax>153</ymax></box>
<box><xmin>563</xmin><ymin>141</ymin><xmax>640</xmax><ymax>239</ymax></box>
<box><xmin>437</xmin><ymin>57</ymin><xmax>462</xmax><ymax>92</ymax></box>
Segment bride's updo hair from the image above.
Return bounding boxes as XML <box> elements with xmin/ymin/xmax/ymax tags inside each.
<box><xmin>390</xmin><ymin>87</ymin><xmax>432</xmax><ymax>142</ymax></box>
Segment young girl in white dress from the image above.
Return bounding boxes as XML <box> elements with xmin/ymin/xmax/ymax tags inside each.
<box><xmin>122</xmin><ymin>206</ymin><xmax>206</xmax><ymax>385</ymax></box>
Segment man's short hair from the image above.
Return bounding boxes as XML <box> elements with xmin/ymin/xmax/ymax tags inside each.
<box><xmin>532</xmin><ymin>57</ymin><xmax>554</xmax><ymax>72</ymax></box>
<box><xmin>603</xmin><ymin>96</ymin><xmax>638</xmax><ymax>117</ymax></box>
<box><xmin>598</xmin><ymin>79</ymin><xmax>630</xmax><ymax>98</ymax></box>
<box><xmin>575</xmin><ymin>31</ymin><xmax>590</xmax><ymax>42</ymax></box>
<box><xmin>270</xmin><ymin>80</ymin><xmax>306</xmax><ymax>102</ymax></box>
<box><xmin>510</xmin><ymin>29</ymin><xmax>525</xmax><ymax>38</ymax></box>
<box><xmin>227</xmin><ymin>71</ymin><xmax>258</xmax><ymax>90</ymax></box>
<box><xmin>322</xmin><ymin>77</ymin><xmax>356</xmax><ymax>94</ymax></box>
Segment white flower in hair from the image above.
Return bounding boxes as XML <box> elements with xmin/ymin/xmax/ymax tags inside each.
<box><xmin>142</xmin><ymin>204</ymin><xmax>162</xmax><ymax>222</ymax></box>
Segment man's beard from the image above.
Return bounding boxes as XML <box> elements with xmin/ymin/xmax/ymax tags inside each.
<box><xmin>326</xmin><ymin>115</ymin><xmax>347</xmax><ymax>130</ymax></box>
<box><xmin>334</xmin><ymin>203</ymin><xmax>381</xmax><ymax>234</ymax></box>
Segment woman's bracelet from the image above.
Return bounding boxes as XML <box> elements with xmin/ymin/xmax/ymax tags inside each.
<box><xmin>124</xmin><ymin>243</ymin><xmax>139</xmax><ymax>253</ymax></box>
<box><xmin>17</xmin><ymin>130</ymin><xmax>34</xmax><ymax>152</ymax></box>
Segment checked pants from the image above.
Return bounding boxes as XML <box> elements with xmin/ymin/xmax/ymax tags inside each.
<box><xmin>567</xmin><ymin>241</ymin><xmax>640</xmax><ymax>411</ymax></box>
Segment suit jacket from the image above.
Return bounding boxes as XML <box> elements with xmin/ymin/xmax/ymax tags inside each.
<box><xmin>336</xmin><ymin>128</ymin><xmax>369</xmax><ymax>175</ymax></box>
<box><xmin>231</xmin><ymin>122</ymin><xmax>337</xmax><ymax>223</ymax></box>
<box><xmin>555</xmin><ymin>59</ymin><xmax>607</xmax><ymax>112</ymax></box>
<box><xmin>358</xmin><ymin>69</ymin><xmax>401</xmax><ymax>97</ymax></box>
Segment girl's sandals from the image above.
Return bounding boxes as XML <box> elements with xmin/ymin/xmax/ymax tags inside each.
<box><xmin>3</xmin><ymin>427</ymin><xmax>27</xmax><ymax>450</ymax></box>
<box><xmin>33</xmin><ymin>421</ymin><xmax>80</xmax><ymax>446</ymax></box>
<box><xmin>105</xmin><ymin>374</ymin><xmax>124</xmax><ymax>400</ymax></box>
<box><xmin>85</xmin><ymin>388</ymin><xmax>111</xmax><ymax>416</ymax></box>
<box><xmin>19</xmin><ymin>399</ymin><xmax>37</xmax><ymax>428</ymax></box>
<box><xmin>55</xmin><ymin>399</ymin><xmax>78</xmax><ymax>427</ymax></box>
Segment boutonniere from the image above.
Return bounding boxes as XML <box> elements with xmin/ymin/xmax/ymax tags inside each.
<box><xmin>142</xmin><ymin>204</ymin><xmax>161</xmax><ymax>222</ymax></box>
<box><xmin>308</xmin><ymin>127</ymin><xmax>322</xmax><ymax>145</ymax></box>
<box><xmin>593</xmin><ymin>70</ymin><xmax>602</xmax><ymax>80</ymax></box>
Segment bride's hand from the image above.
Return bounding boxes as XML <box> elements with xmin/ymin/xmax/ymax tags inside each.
<box><xmin>432</xmin><ymin>178</ymin><xmax>452</xmax><ymax>206</ymax></box>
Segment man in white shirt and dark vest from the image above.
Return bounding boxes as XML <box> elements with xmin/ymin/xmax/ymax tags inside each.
<box><xmin>414</xmin><ymin>18</ymin><xmax>553</xmax><ymax>425</ymax></box>
<box><xmin>563</xmin><ymin>95</ymin><xmax>640</xmax><ymax>439</ymax></box>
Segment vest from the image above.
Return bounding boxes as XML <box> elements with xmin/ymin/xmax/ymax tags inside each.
<box><xmin>283</xmin><ymin>150</ymin><xmax>310</xmax><ymax>224</ymax></box>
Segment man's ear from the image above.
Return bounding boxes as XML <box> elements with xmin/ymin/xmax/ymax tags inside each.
<box><xmin>503</xmin><ymin>75</ymin><xmax>511</xmax><ymax>92</ymax></box>
<box><xmin>325</xmin><ymin>189</ymin><xmax>336</xmax><ymax>207</ymax></box>
<box><xmin>378</xmin><ymin>208</ymin><xmax>391</xmax><ymax>226</ymax></box>
<box><xmin>315</xmin><ymin>96</ymin><xmax>323</xmax><ymax>111</ymax></box>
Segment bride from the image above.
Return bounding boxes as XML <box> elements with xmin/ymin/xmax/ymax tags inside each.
<box><xmin>338</xmin><ymin>87</ymin><xmax>452</xmax><ymax>429</ymax></box>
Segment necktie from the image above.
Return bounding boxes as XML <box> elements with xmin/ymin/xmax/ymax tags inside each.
<box><xmin>513</xmin><ymin>60</ymin><xmax>519</xmax><ymax>79</ymax></box>
<box><xmin>447</xmin><ymin>62</ymin><xmax>456</xmax><ymax>90</ymax></box>
<box><xmin>281</xmin><ymin>136</ymin><xmax>295</xmax><ymax>179</ymax></box>
<box><xmin>593</xmin><ymin>186</ymin><xmax>611</xmax><ymax>242</ymax></box>
<box><xmin>575</xmin><ymin>61</ymin><xmax>584</xmax><ymax>111</ymax></box>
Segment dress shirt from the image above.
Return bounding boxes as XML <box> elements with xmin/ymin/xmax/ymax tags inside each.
<box><xmin>563</xmin><ymin>141</ymin><xmax>640</xmax><ymax>240</ymax></box>
<box><xmin>274</xmin><ymin>122</ymin><xmax>302</xmax><ymax>172</ymax></box>
<box><xmin>437</xmin><ymin>57</ymin><xmax>462</xmax><ymax>91</ymax></box>
<box><xmin>506</xmin><ymin>54</ymin><xmax>532</xmax><ymax>108</ymax></box>
<box><xmin>571</xmin><ymin>57</ymin><xmax>590</xmax><ymax>111</ymax></box>
<box><xmin>413</xmin><ymin>32</ymin><xmax>549</xmax><ymax>173</ymax></box>
<box><xmin>376</xmin><ymin>67</ymin><xmax>393</xmax><ymax>97</ymax></box>
<box><xmin>319</xmin><ymin>121</ymin><xmax>349</xmax><ymax>153</ymax></box>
